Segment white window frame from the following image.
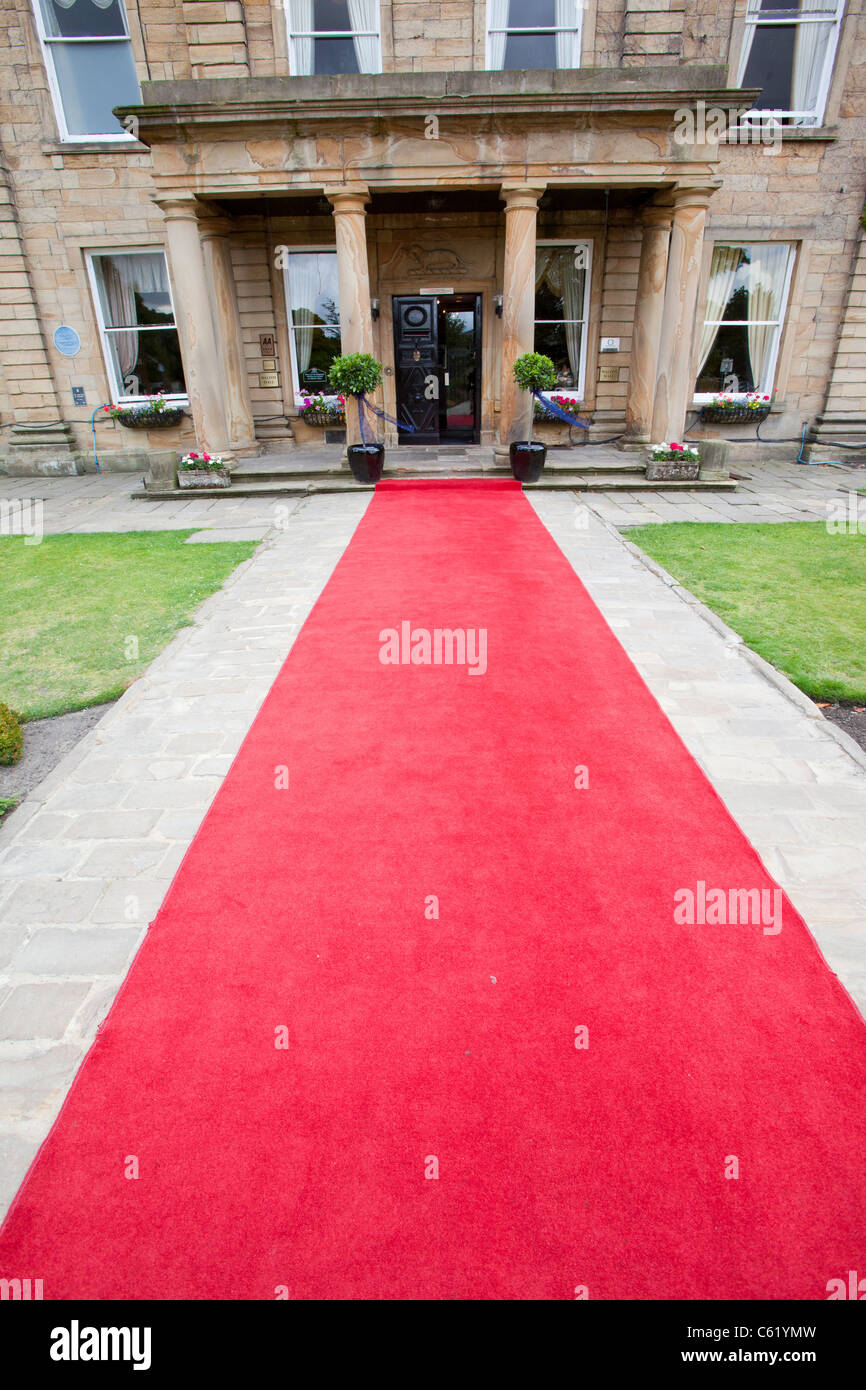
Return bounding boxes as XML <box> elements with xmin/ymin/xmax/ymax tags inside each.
<box><xmin>284</xmin><ymin>1</ymin><xmax>382</xmax><ymax>77</ymax></box>
<box><xmin>486</xmin><ymin>0</ymin><xmax>583</xmax><ymax>71</ymax></box>
<box><xmin>85</xmin><ymin>248</ymin><xmax>188</xmax><ymax>405</ymax></box>
<box><xmin>31</xmin><ymin>0</ymin><xmax>139</xmax><ymax>144</ymax></box>
<box><xmin>534</xmin><ymin>239</ymin><xmax>592</xmax><ymax>402</ymax></box>
<box><xmin>737</xmin><ymin>0</ymin><xmax>846</xmax><ymax>128</ymax></box>
<box><xmin>692</xmin><ymin>242</ymin><xmax>796</xmax><ymax>403</ymax></box>
<box><xmin>281</xmin><ymin>246</ymin><xmax>344</xmax><ymax>404</ymax></box>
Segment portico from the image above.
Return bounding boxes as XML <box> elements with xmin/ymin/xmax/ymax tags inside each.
<box><xmin>121</xmin><ymin>68</ymin><xmax>737</xmax><ymax>470</ymax></box>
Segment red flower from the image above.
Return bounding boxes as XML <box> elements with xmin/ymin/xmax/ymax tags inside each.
<box><xmin>671</xmin><ymin>442</ymin><xmax>683</xmax><ymax>451</ymax></box>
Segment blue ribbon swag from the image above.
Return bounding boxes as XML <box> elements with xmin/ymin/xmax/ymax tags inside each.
<box><xmin>532</xmin><ymin>391</ymin><xmax>589</xmax><ymax>429</ymax></box>
<box><xmin>356</xmin><ymin>392</ymin><xmax>416</xmax><ymax>443</ymax></box>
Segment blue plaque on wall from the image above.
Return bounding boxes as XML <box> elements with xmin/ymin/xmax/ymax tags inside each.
<box><xmin>54</xmin><ymin>325</ymin><xmax>81</xmax><ymax>357</ymax></box>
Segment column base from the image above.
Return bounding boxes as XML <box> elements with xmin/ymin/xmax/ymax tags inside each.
<box><xmin>2</xmin><ymin>422</ymin><xmax>83</xmax><ymax>476</ymax></box>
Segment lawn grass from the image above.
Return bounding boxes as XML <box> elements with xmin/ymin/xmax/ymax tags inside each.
<box><xmin>0</xmin><ymin>531</ymin><xmax>258</xmax><ymax>721</ymax></box>
<box><xmin>626</xmin><ymin>521</ymin><xmax>866</xmax><ymax>702</ymax></box>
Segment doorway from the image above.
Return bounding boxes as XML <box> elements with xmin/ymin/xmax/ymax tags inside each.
<box><xmin>392</xmin><ymin>294</ymin><xmax>482</xmax><ymax>444</ymax></box>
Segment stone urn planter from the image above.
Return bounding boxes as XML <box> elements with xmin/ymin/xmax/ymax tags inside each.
<box><xmin>177</xmin><ymin>452</ymin><xmax>231</xmax><ymax>489</ymax></box>
<box><xmin>646</xmin><ymin>444</ymin><xmax>700</xmax><ymax>482</ymax></box>
<box><xmin>346</xmin><ymin>443</ymin><xmax>385</xmax><ymax>484</ymax></box>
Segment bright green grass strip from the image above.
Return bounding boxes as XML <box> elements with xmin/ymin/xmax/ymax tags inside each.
<box><xmin>0</xmin><ymin>531</ymin><xmax>258</xmax><ymax>720</ymax></box>
<box><xmin>626</xmin><ymin>521</ymin><xmax>866</xmax><ymax>702</ymax></box>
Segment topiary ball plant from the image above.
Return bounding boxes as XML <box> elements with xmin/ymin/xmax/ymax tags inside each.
<box><xmin>328</xmin><ymin>353</ymin><xmax>383</xmax><ymax>398</ymax></box>
<box><xmin>0</xmin><ymin>702</ymin><xmax>23</xmax><ymax>765</ymax></box>
<box><xmin>512</xmin><ymin>352</ymin><xmax>557</xmax><ymax>443</ymax></box>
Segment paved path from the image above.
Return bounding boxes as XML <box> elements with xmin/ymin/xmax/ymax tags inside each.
<box><xmin>1</xmin><ymin>461</ymin><xmax>864</xmax><ymax>1222</ymax></box>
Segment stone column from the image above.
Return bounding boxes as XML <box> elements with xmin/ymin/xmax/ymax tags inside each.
<box><xmin>152</xmin><ymin>194</ymin><xmax>233</xmax><ymax>460</ymax></box>
<box><xmin>199</xmin><ymin>214</ymin><xmax>258</xmax><ymax>453</ymax></box>
<box><xmin>325</xmin><ymin>185</ymin><xmax>374</xmax><ymax>448</ymax></box>
<box><xmin>498</xmin><ymin>183</ymin><xmax>546</xmax><ymax>450</ymax></box>
<box><xmin>625</xmin><ymin>203</ymin><xmax>673</xmax><ymax>443</ymax></box>
<box><xmin>651</xmin><ymin>187</ymin><xmax>715</xmax><ymax>445</ymax></box>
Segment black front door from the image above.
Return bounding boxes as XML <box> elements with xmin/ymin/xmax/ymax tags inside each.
<box><xmin>393</xmin><ymin>294</ymin><xmax>481</xmax><ymax>445</ymax></box>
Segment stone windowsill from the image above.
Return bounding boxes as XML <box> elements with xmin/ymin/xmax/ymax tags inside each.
<box><xmin>41</xmin><ymin>140</ymin><xmax>151</xmax><ymax>157</ymax></box>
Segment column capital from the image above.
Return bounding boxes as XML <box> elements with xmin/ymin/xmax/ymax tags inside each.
<box><xmin>198</xmin><ymin>214</ymin><xmax>234</xmax><ymax>242</ymax></box>
<box><xmin>151</xmin><ymin>192</ymin><xmax>215</xmax><ymax>223</ymax></box>
<box><xmin>669</xmin><ymin>184</ymin><xmax>720</xmax><ymax>212</ymax></box>
<box><xmin>323</xmin><ymin>185</ymin><xmax>370</xmax><ymax>216</ymax></box>
<box><xmin>500</xmin><ymin>183</ymin><xmax>547</xmax><ymax>212</ymax></box>
<box><xmin>639</xmin><ymin>202</ymin><xmax>675</xmax><ymax>231</ymax></box>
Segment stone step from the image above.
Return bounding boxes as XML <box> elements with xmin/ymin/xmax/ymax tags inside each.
<box><xmin>133</xmin><ymin>472</ymin><xmax>737</xmax><ymax>500</ymax></box>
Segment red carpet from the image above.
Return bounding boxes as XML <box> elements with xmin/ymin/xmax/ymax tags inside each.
<box><xmin>1</xmin><ymin>479</ymin><xmax>864</xmax><ymax>1300</ymax></box>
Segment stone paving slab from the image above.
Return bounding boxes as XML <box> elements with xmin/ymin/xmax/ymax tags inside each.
<box><xmin>1</xmin><ymin>463</ymin><xmax>865</xmax><ymax>1225</ymax></box>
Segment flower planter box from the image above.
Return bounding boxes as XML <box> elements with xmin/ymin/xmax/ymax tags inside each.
<box><xmin>699</xmin><ymin>405</ymin><xmax>770</xmax><ymax>425</ymax></box>
<box><xmin>114</xmin><ymin>408</ymin><xmax>185</xmax><ymax>430</ymax></box>
<box><xmin>177</xmin><ymin>467</ymin><xmax>231</xmax><ymax>489</ymax></box>
<box><xmin>646</xmin><ymin>457</ymin><xmax>700</xmax><ymax>482</ymax></box>
<box><xmin>300</xmin><ymin>411</ymin><xmax>347</xmax><ymax>428</ymax></box>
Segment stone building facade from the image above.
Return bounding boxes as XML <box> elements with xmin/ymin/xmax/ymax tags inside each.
<box><xmin>1</xmin><ymin>0</ymin><xmax>865</xmax><ymax>474</ymax></box>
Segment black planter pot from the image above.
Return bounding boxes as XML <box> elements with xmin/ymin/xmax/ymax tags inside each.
<box><xmin>509</xmin><ymin>440</ymin><xmax>546</xmax><ymax>483</ymax></box>
<box><xmin>347</xmin><ymin>443</ymin><xmax>385</xmax><ymax>484</ymax></box>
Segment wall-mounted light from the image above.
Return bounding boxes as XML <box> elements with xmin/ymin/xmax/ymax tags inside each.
<box><xmin>371</xmin><ymin>298</ymin><xmax>380</xmax><ymax>321</ymax></box>
<box><xmin>494</xmin><ymin>295</ymin><xmax>503</xmax><ymax>318</ymax></box>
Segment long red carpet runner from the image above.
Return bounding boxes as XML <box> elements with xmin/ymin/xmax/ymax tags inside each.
<box><xmin>2</xmin><ymin>479</ymin><xmax>864</xmax><ymax>1300</ymax></box>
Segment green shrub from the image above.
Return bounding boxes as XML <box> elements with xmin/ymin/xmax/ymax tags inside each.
<box><xmin>0</xmin><ymin>703</ymin><xmax>23</xmax><ymax>765</ymax></box>
<box><xmin>328</xmin><ymin>353</ymin><xmax>383</xmax><ymax>396</ymax></box>
<box><xmin>512</xmin><ymin>352</ymin><xmax>557</xmax><ymax>394</ymax></box>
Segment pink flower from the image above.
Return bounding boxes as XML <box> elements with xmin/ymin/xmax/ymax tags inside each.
<box><xmin>671</xmin><ymin>442</ymin><xmax>682</xmax><ymax>451</ymax></box>
<box><xmin>763</xmin><ymin>395</ymin><xmax>770</xmax><ymax>401</ymax></box>
<box><xmin>188</xmin><ymin>452</ymin><xmax>199</xmax><ymax>460</ymax></box>
<box><xmin>201</xmin><ymin>453</ymin><xmax>210</xmax><ymax>462</ymax></box>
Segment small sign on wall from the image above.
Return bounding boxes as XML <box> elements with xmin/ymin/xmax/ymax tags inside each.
<box><xmin>261</xmin><ymin>358</ymin><xmax>277</xmax><ymax>371</ymax></box>
<box><xmin>259</xmin><ymin>333</ymin><xmax>275</xmax><ymax>355</ymax></box>
<box><xmin>71</xmin><ymin>386</ymin><xmax>86</xmax><ymax>406</ymax></box>
<box><xmin>599</xmin><ymin>365</ymin><xmax>621</xmax><ymax>383</ymax></box>
<box><xmin>259</xmin><ymin>372</ymin><xmax>279</xmax><ymax>388</ymax></box>
<box><xmin>600</xmin><ymin>337</ymin><xmax>620</xmax><ymax>353</ymax></box>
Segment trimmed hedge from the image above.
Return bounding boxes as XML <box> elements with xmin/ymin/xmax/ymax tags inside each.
<box><xmin>0</xmin><ymin>702</ymin><xmax>23</xmax><ymax>765</ymax></box>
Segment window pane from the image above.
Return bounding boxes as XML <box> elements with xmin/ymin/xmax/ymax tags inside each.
<box><xmin>40</xmin><ymin>0</ymin><xmax>127</xmax><ymax>39</ymax></box>
<box><xmin>104</xmin><ymin>328</ymin><xmax>186</xmax><ymax>397</ymax></box>
<box><xmin>503</xmin><ymin>33</ymin><xmax>557</xmax><ymax>68</ymax></box>
<box><xmin>533</xmin><ymin>322</ymin><xmax>583</xmax><ymax>391</ymax></box>
<box><xmin>508</xmin><ymin>0</ymin><xmax>556</xmax><ymax>23</ymax></box>
<box><xmin>50</xmin><ymin>41</ymin><xmax>139</xmax><ymax>135</ymax></box>
<box><xmin>93</xmin><ymin>254</ymin><xmax>173</xmax><ymax>329</ymax></box>
<box><xmin>535</xmin><ymin>247</ymin><xmax>586</xmax><ymax>321</ymax></box>
<box><xmin>294</xmin><ymin>327</ymin><xmax>343</xmax><ymax>393</ymax></box>
<box><xmin>314</xmin><ymin>0</ymin><xmax>353</xmax><ymax>28</ymax></box>
<box><xmin>743</xmin><ymin>26</ymin><xmax>796</xmax><ymax>108</ymax></box>
<box><xmin>695</xmin><ymin>325</ymin><xmax>755</xmax><ymax>394</ymax></box>
<box><xmin>288</xmin><ymin>252</ymin><xmax>340</xmax><ymax>327</ymax></box>
<box><xmin>313</xmin><ymin>37</ymin><xmax>359</xmax><ymax>73</ymax></box>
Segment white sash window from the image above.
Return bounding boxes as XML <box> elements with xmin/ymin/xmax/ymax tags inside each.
<box><xmin>87</xmin><ymin>251</ymin><xmax>187</xmax><ymax>403</ymax></box>
<box><xmin>487</xmin><ymin>0</ymin><xmax>582</xmax><ymax>71</ymax></box>
<box><xmin>694</xmin><ymin>243</ymin><xmax>795</xmax><ymax>399</ymax></box>
<box><xmin>534</xmin><ymin>242</ymin><xmax>592</xmax><ymax>400</ymax></box>
<box><xmin>282</xmin><ymin>249</ymin><xmax>343</xmax><ymax>399</ymax></box>
<box><xmin>32</xmin><ymin>0</ymin><xmax>139</xmax><ymax>141</ymax></box>
<box><xmin>737</xmin><ymin>0</ymin><xmax>845</xmax><ymax>127</ymax></box>
<box><xmin>286</xmin><ymin>0</ymin><xmax>381</xmax><ymax>77</ymax></box>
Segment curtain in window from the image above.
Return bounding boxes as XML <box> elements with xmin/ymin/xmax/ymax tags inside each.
<box><xmin>695</xmin><ymin>246</ymin><xmax>742</xmax><ymax>382</ymax></box>
<box><xmin>536</xmin><ymin>247</ymin><xmax>584</xmax><ymax>384</ymax></box>
<box><xmin>289</xmin><ymin>254</ymin><xmax>325</xmax><ymax>376</ymax></box>
<box><xmin>289</xmin><ymin>0</ymin><xmax>314</xmax><ymax>76</ymax></box>
<box><xmin>101</xmin><ymin>253</ymin><xmax>169</xmax><ymax>383</ymax></box>
<box><xmin>792</xmin><ymin>0</ymin><xmax>830</xmax><ymax>120</ymax></box>
<box><xmin>488</xmin><ymin>0</ymin><xmax>508</xmax><ymax>70</ymax></box>
<box><xmin>747</xmin><ymin>244</ymin><xmax>792</xmax><ymax>390</ymax></box>
<box><xmin>347</xmin><ymin>0</ymin><xmax>379</xmax><ymax>72</ymax></box>
<box><xmin>555</xmin><ymin>0</ymin><xmax>574</xmax><ymax>69</ymax></box>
